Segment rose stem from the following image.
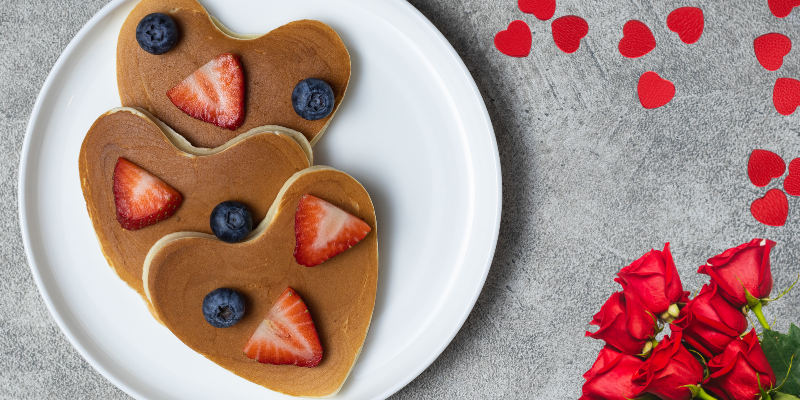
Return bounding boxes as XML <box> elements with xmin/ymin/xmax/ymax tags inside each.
<box><xmin>695</xmin><ymin>388</ymin><xmax>718</xmax><ymax>400</ymax></box>
<box><xmin>751</xmin><ymin>302</ymin><xmax>771</xmax><ymax>330</ymax></box>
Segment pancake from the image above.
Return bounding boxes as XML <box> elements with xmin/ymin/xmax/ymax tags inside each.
<box><xmin>144</xmin><ymin>166</ymin><xmax>378</xmax><ymax>397</ymax></box>
<box><xmin>79</xmin><ymin>107</ymin><xmax>311</xmax><ymax>306</ymax></box>
<box><xmin>117</xmin><ymin>0</ymin><xmax>351</xmax><ymax>148</ymax></box>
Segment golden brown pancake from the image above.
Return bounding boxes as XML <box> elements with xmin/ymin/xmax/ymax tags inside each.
<box><xmin>144</xmin><ymin>166</ymin><xmax>378</xmax><ymax>397</ymax></box>
<box><xmin>117</xmin><ymin>0</ymin><xmax>351</xmax><ymax>148</ymax></box>
<box><xmin>79</xmin><ymin>107</ymin><xmax>311</xmax><ymax>305</ymax></box>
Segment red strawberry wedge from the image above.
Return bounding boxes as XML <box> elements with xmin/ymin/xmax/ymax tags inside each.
<box><xmin>166</xmin><ymin>53</ymin><xmax>245</xmax><ymax>130</ymax></box>
<box><xmin>294</xmin><ymin>194</ymin><xmax>372</xmax><ymax>267</ymax></box>
<box><xmin>244</xmin><ymin>287</ymin><xmax>323</xmax><ymax>367</ymax></box>
<box><xmin>113</xmin><ymin>157</ymin><xmax>182</xmax><ymax>230</ymax></box>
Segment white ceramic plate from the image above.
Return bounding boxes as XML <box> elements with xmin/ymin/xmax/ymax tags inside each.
<box><xmin>18</xmin><ymin>0</ymin><xmax>500</xmax><ymax>398</ymax></box>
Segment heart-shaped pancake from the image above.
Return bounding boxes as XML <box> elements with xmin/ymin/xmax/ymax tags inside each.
<box><xmin>117</xmin><ymin>0</ymin><xmax>351</xmax><ymax>148</ymax></box>
<box><xmin>79</xmin><ymin>107</ymin><xmax>311</xmax><ymax>304</ymax></box>
<box><xmin>144</xmin><ymin>166</ymin><xmax>378</xmax><ymax>397</ymax></box>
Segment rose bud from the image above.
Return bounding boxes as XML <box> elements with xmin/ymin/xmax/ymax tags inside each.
<box><xmin>703</xmin><ymin>328</ymin><xmax>777</xmax><ymax>400</ymax></box>
<box><xmin>698</xmin><ymin>239</ymin><xmax>775</xmax><ymax>308</ymax></box>
<box><xmin>580</xmin><ymin>346</ymin><xmax>645</xmax><ymax>400</ymax></box>
<box><xmin>615</xmin><ymin>243</ymin><xmax>689</xmax><ymax>322</ymax></box>
<box><xmin>672</xmin><ymin>281</ymin><xmax>748</xmax><ymax>358</ymax></box>
<box><xmin>632</xmin><ymin>330</ymin><xmax>705</xmax><ymax>400</ymax></box>
<box><xmin>586</xmin><ymin>292</ymin><xmax>657</xmax><ymax>355</ymax></box>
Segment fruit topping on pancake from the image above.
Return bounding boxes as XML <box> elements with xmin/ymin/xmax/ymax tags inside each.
<box><xmin>292</xmin><ymin>78</ymin><xmax>336</xmax><ymax>121</ymax></box>
<box><xmin>113</xmin><ymin>157</ymin><xmax>182</xmax><ymax>230</ymax></box>
<box><xmin>135</xmin><ymin>13</ymin><xmax>179</xmax><ymax>55</ymax></box>
<box><xmin>203</xmin><ymin>288</ymin><xmax>246</xmax><ymax>328</ymax></box>
<box><xmin>244</xmin><ymin>287</ymin><xmax>323</xmax><ymax>367</ymax></box>
<box><xmin>167</xmin><ymin>53</ymin><xmax>245</xmax><ymax>130</ymax></box>
<box><xmin>293</xmin><ymin>194</ymin><xmax>372</xmax><ymax>267</ymax></box>
<box><xmin>210</xmin><ymin>201</ymin><xmax>253</xmax><ymax>243</ymax></box>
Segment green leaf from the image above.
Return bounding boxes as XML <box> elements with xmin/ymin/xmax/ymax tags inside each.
<box><xmin>762</xmin><ymin>329</ymin><xmax>800</xmax><ymax>395</ymax></box>
<box><xmin>773</xmin><ymin>392</ymin><xmax>800</xmax><ymax>400</ymax></box>
<box><xmin>789</xmin><ymin>324</ymin><xmax>800</xmax><ymax>343</ymax></box>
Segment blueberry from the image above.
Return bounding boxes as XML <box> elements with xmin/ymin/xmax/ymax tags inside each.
<box><xmin>210</xmin><ymin>201</ymin><xmax>253</xmax><ymax>243</ymax></box>
<box><xmin>136</xmin><ymin>13</ymin><xmax>179</xmax><ymax>55</ymax></box>
<box><xmin>202</xmin><ymin>288</ymin><xmax>245</xmax><ymax>328</ymax></box>
<box><xmin>292</xmin><ymin>78</ymin><xmax>335</xmax><ymax>120</ymax></box>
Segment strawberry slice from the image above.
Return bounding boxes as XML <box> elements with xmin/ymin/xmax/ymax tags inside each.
<box><xmin>166</xmin><ymin>53</ymin><xmax>245</xmax><ymax>130</ymax></box>
<box><xmin>113</xmin><ymin>157</ymin><xmax>182</xmax><ymax>230</ymax></box>
<box><xmin>243</xmin><ymin>287</ymin><xmax>322</xmax><ymax>367</ymax></box>
<box><xmin>294</xmin><ymin>194</ymin><xmax>371</xmax><ymax>267</ymax></box>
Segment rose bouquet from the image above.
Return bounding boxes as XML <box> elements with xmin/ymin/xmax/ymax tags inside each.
<box><xmin>582</xmin><ymin>239</ymin><xmax>800</xmax><ymax>400</ymax></box>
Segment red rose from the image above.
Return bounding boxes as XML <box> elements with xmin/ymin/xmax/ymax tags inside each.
<box><xmin>615</xmin><ymin>243</ymin><xmax>688</xmax><ymax>319</ymax></box>
<box><xmin>586</xmin><ymin>292</ymin><xmax>656</xmax><ymax>355</ymax></box>
<box><xmin>697</xmin><ymin>239</ymin><xmax>775</xmax><ymax>308</ymax></box>
<box><xmin>580</xmin><ymin>346</ymin><xmax>645</xmax><ymax>400</ymax></box>
<box><xmin>632</xmin><ymin>330</ymin><xmax>704</xmax><ymax>400</ymax></box>
<box><xmin>704</xmin><ymin>329</ymin><xmax>777</xmax><ymax>400</ymax></box>
<box><xmin>672</xmin><ymin>281</ymin><xmax>748</xmax><ymax>358</ymax></box>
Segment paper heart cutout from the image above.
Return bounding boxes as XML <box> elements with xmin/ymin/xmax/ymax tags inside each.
<box><xmin>117</xmin><ymin>0</ymin><xmax>351</xmax><ymax>148</ymax></box>
<box><xmin>768</xmin><ymin>0</ymin><xmax>800</xmax><ymax>18</ymax></box>
<box><xmin>754</xmin><ymin>33</ymin><xmax>793</xmax><ymax>71</ymax></box>
<box><xmin>667</xmin><ymin>7</ymin><xmax>704</xmax><ymax>44</ymax></box>
<box><xmin>751</xmin><ymin>189</ymin><xmax>789</xmax><ymax>226</ymax></box>
<box><xmin>784</xmin><ymin>159</ymin><xmax>800</xmax><ymax>196</ymax></box>
<box><xmin>552</xmin><ymin>15</ymin><xmax>589</xmax><ymax>54</ymax></box>
<box><xmin>494</xmin><ymin>20</ymin><xmax>532</xmax><ymax>57</ymax></box>
<box><xmin>79</xmin><ymin>108</ymin><xmax>311</xmax><ymax>303</ymax></box>
<box><xmin>637</xmin><ymin>72</ymin><xmax>675</xmax><ymax>109</ymax></box>
<box><xmin>144</xmin><ymin>166</ymin><xmax>377</xmax><ymax>397</ymax></box>
<box><xmin>618</xmin><ymin>20</ymin><xmax>656</xmax><ymax>58</ymax></box>
<box><xmin>748</xmin><ymin>149</ymin><xmax>786</xmax><ymax>187</ymax></box>
<box><xmin>519</xmin><ymin>0</ymin><xmax>556</xmax><ymax>21</ymax></box>
<box><xmin>773</xmin><ymin>78</ymin><xmax>800</xmax><ymax>116</ymax></box>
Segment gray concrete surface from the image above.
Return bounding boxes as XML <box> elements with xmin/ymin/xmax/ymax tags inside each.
<box><xmin>3</xmin><ymin>0</ymin><xmax>800</xmax><ymax>398</ymax></box>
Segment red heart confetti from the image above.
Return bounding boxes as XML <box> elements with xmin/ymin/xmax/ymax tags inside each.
<box><xmin>637</xmin><ymin>72</ymin><xmax>675</xmax><ymax>109</ymax></box>
<box><xmin>618</xmin><ymin>20</ymin><xmax>656</xmax><ymax>58</ymax></box>
<box><xmin>784</xmin><ymin>159</ymin><xmax>800</xmax><ymax>196</ymax></box>
<box><xmin>773</xmin><ymin>78</ymin><xmax>800</xmax><ymax>116</ymax></box>
<box><xmin>519</xmin><ymin>0</ymin><xmax>556</xmax><ymax>21</ymax></box>
<box><xmin>494</xmin><ymin>20</ymin><xmax>532</xmax><ymax>57</ymax></box>
<box><xmin>751</xmin><ymin>189</ymin><xmax>789</xmax><ymax>226</ymax></box>
<box><xmin>748</xmin><ymin>149</ymin><xmax>786</xmax><ymax>187</ymax></box>
<box><xmin>754</xmin><ymin>33</ymin><xmax>792</xmax><ymax>71</ymax></box>
<box><xmin>768</xmin><ymin>0</ymin><xmax>800</xmax><ymax>18</ymax></box>
<box><xmin>666</xmin><ymin>7</ymin><xmax>705</xmax><ymax>44</ymax></box>
<box><xmin>552</xmin><ymin>16</ymin><xmax>589</xmax><ymax>54</ymax></box>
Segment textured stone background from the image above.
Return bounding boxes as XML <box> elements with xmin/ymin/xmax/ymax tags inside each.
<box><xmin>3</xmin><ymin>0</ymin><xmax>800</xmax><ymax>398</ymax></box>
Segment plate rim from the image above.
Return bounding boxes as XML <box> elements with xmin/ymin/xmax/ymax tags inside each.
<box><xmin>18</xmin><ymin>0</ymin><xmax>144</xmax><ymax>398</ymax></box>
<box><xmin>17</xmin><ymin>0</ymin><xmax>502</xmax><ymax>398</ymax></box>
